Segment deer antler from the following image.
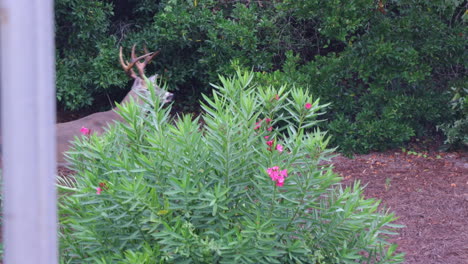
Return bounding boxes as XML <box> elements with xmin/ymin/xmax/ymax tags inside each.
<box><xmin>119</xmin><ymin>45</ymin><xmax>160</xmax><ymax>79</ymax></box>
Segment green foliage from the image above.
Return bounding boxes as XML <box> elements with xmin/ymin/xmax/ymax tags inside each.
<box><xmin>252</xmin><ymin>1</ymin><xmax>466</xmax><ymax>154</ymax></box>
<box><xmin>59</xmin><ymin>71</ymin><xmax>404</xmax><ymax>263</ymax></box>
<box><xmin>55</xmin><ymin>0</ymin><xmax>466</xmax><ymax>153</ymax></box>
<box><xmin>278</xmin><ymin>0</ymin><xmax>375</xmax><ymax>41</ymax></box>
<box><xmin>253</xmin><ymin>53</ymin><xmax>450</xmax><ymax>154</ymax></box>
<box><xmin>55</xmin><ymin>0</ymin><xmax>281</xmax><ymax>110</ymax></box>
<box><xmin>55</xmin><ymin>0</ymin><xmax>124</xmax><ymax>109</ymax></box>
<box><xmin>437</xmin><ymin>86</ymin><xmax>468</xmax><ymax>148</ymax></box>
<box><xmin>144</xmin><ymin>1</ymin><xmax>279</xmax><ymax>93</ymax></box>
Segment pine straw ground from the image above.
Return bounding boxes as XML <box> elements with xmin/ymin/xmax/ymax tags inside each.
<box><xmin>328</xmin><ymin>148</ymin><xmax>468</xmax><ymax>264</ymax></box>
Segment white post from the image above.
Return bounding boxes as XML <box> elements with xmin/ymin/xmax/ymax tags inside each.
<box><xmin>0</xmin><ymin>0</ymin><xmax>58</xmax><ymax>263</ymax></box>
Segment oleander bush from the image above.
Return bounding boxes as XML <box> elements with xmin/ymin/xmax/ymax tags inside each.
<box><xmin>59</xmin><ymin>71</ymin><xmax>404</xmax><ymax>263</ymax></box>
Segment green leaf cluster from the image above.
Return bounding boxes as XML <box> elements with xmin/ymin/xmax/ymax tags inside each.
<box><xmin>253</xmin><ymin>1</ymin><xmax>467</xmax><ymax>154</ymax></box>
<box><xmin>437</xmin><ymin>86</ymin><xmax>468</xmax><ymax>148</ymax></box>
<box><xmin>55</xmin><ymin>0</ymin><xmax>466</xmax><ymax>153</ymax></box>
<box><xmin>59</xmin><ymin>71</ymin><xmax>404</xmax><ymax>263</ymax></box>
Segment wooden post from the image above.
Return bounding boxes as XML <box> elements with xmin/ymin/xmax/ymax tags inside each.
<box><xmin>0</xmin><ymin>0</ymin><xmax>58</xmax><ymax>263</ymax></box>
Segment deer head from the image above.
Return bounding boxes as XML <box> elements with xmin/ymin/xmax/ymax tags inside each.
<box><xmin>119</xmin><ymin>45</ymin><xmax>174</xmax><ymax>104</ymax></box>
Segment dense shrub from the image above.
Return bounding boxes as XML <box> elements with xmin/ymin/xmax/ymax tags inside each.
<box><xmin>253</xmin><ymin>1</ymin><xmax>467</xmax><ymax>153</ymax></box>
<box><xmin>55</xmin><ymin>0</ymin><xmax>122</xmax><ymax>109</ymax></box>
<box><xmin>59</xmin><ymin>71</ymin><xmax>404</xmax><ymax>263</ymax></box>
<box><xmin>55</xmin><ymin>0</ymin><xmax>467</xmax><ymax>153</ymax></box>
<box><xmin>437</xmin><ymin>87</ymin><xmax>468</xmax><ymax>148</ymax></box>
<box><xmin>55</xmin><ymin>0</ymin><xmax>280</xmax><ymax>110</ymax></box>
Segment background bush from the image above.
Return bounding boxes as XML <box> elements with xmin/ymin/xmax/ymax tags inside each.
<box><xmin>55</xmin><ymin>0</ymin><xmax>467</xmax><ymax>153</ymax></box>
<box><xmin>437</xmin><ymin>87</ymin><xmax>468</xmax><ymax>148</ymax></box>
<box><xmin>59</xmin><ymin>71</ymin><xmax>404</xmax><ymax>263</ymax></box>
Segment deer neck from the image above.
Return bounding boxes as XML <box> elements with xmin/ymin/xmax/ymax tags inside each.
<box><xmin>119</xmin><ymin>77</ymin><xmax>147</xmax><ymax>107</ymax></box>
<box><xmin>120</xmin><ymin>88</ymin><xmax>141</xmax><ymax>106</ymax></box>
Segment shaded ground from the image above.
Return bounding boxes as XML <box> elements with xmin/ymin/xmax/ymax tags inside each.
<box><xmin>329</xmin><ymin>149</ymin><xmax>468</xmax><ymax>264</ymax></box>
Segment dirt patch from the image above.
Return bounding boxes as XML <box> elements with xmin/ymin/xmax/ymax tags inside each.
<box><xmin>330</xmin><ymin>150</ymin><xmax>468</xmax><ymax>264</ymax></box>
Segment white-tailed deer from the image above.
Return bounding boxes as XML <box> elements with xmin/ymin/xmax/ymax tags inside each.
<box><xmin>55</xmin><ymin>45</ymin><xmax>173</xmax><ymax>165</ymax></box>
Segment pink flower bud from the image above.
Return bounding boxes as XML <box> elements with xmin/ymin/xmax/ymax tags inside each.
<box><xmin>266</xmin><ymin>166</ymin><xmax>288</xmax><ymax>187</ymax></box>
<box><xmin>80</xmin><ymin>126</ymin><xmax>91</xmax><ymax>135</ymax></box>
<box><xmin>254</xmin><ymin>121</ymin><xmax>261</xmax><ymax>130</ymax></box>
<box><xmin>276</xmin><ymin>144</ymin><xmax>283</xmax><ymax>153</ymax></box>
<box><xmin>305</xmin><ymin>103</ymin><xmax>312</xmax><ymax>109</ymax></box>
<box><xmin>96</xmin><ymin>187</ymin><xmax>102</xmax><ymax>195</ymax></box>
<box><xmin>280</xmin><ymin>169</ymin><xmax>288</xmax><ymax>178</ymax></box>
<box><xmin>276</xmin><ymin>177</ymin><xmax>285</xmax><ymax>187</ymax></box>
<box><xmin>99</xmin><ymin>182</ymin><xmax>108</xmax><ymax>190</ymax></box>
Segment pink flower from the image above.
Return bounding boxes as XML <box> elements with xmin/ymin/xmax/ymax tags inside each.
<box><xmin>254</xmin><ymin>121</ymin><xmax>261</xmax><ymax>130</ymax></box>
<box><xmin>96</xmin><ymin>187</ymin><xmax>102</xmax><ymax>195</ymax></box>
<box><xmin>276</xmin><ymin>144</ymin><xmax>283</xmax><ymax>153</ymax></box>
<box><xmin>274</xmin><ymin>94</ymin><xmax>280</xmax><ymax>100</ymax></box>
<box><xmin>264</xmin><ymin>136</ymin><xmax>270</xmax><ymax>139</ymax></box>
<box><xmin>267</xmin><ymin>166</ymin><xmax>280</xmax><ymax>180</ymax></box>
<box><xmin>80</xmin><ymin>126</ymin><xmax>91</xmax><ymax>135</ymax></box>
<box><xmin>254</xmin><ymin>118</ymin><xmax>274</xmax><ymax>131</ymax></box>
<box><xmin>266</xmin><ymin>166</ymin><xmax>288</xmax><ymax>187</ymax></box>
<box><xmin>276</xmin><ymin>177</ymin><xmax>285</xmax><ymax>187</ymax></box>
<box><xmin>280</xmin><ymin>169</ymin><xmax>288</xmax><ymax>178</ymax></box>
<box><xmin>99</xmin><ymin>182</ymin><xmax>108</xmax><ymax>190</ymax></box>
<box><xmin>305</xmin><ymin>103</ymin><xmax>312</xmax><ymax>109</ymax></box>
<box><xmin>266</xmin><ymin>140</ymin><xmax>274</xmax><ymax>147</ymax></box>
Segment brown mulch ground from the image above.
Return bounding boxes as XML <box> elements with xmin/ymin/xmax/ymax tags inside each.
<box><xmin>329</xmin><ymin>149</ymin><xmax>468</xmax><ymax>264</ymax></box>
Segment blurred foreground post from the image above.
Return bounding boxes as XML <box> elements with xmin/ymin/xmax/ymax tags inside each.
<box><xmin>0</xmin><ymin>0</ymin><xmax>58</xmax><ymax>263</ymax></box>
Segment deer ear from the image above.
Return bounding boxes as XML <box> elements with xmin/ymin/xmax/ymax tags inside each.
<box><xmin>148</xmin><ymin>75</ymin><xmax>158</xmax><ymax>84</ymax></box>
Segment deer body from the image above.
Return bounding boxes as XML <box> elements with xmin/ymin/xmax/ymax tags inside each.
<box><xmin>1</xmin><ymin>45</ymin><xmax>173</xmax><ymax>166</ymax></box>
<box><xmin>56</xmin><ymin>109</ymin><xmax>121</xmax><ymax>165</ymax></box>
